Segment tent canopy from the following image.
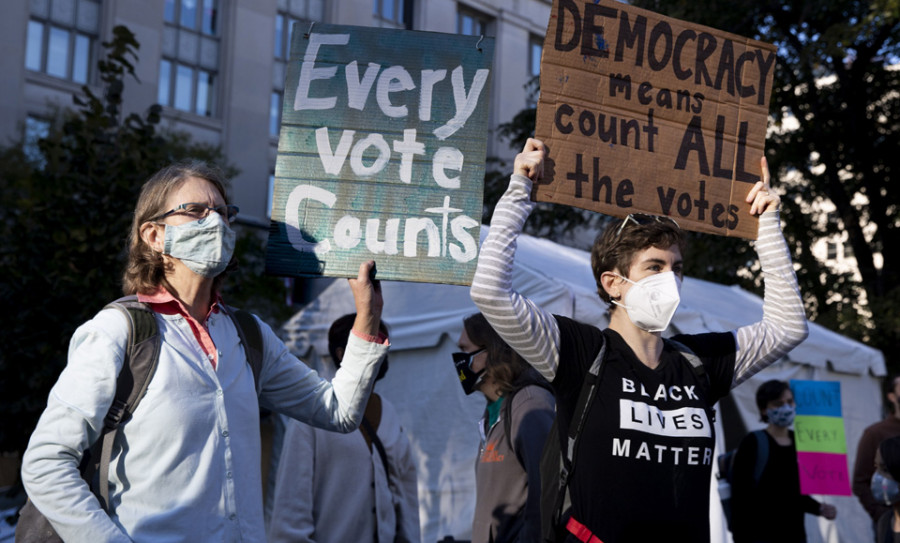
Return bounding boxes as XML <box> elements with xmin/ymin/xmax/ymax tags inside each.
<box><xmin>279</xmin><ymin>227</ymin><xmax>885</xmax><ymax>543</ymax></box>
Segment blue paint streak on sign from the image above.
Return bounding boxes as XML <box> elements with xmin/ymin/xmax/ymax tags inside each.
<box><xmin>265</xmin><ymin>23</ymin><xmax>495</xmax><ymax>286</ymax></box>
<box><xmin>790</xmin><ymin>380</ymin><xmax>842</xmax><ymax>418</ymax></box>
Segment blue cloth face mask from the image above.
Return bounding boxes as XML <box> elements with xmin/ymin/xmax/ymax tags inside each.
<box><xmin>872</xmin><ymin>471</ymin><xmax>900</xmax><ymax>506</ymax></box>
<box><xmin>766</xmin><ymin>404</ymin><xmax>796</xmax><ymax>428</ymax></box>
<box><xmin>162</xmin><ymin>212</ymin><xmax>236</xmax><ymax>278</ymax></box>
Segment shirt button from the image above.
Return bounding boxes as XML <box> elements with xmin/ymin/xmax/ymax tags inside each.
<box><xmin>208</xmin><ymin>353</ymin><xmax>214</xmax><ymax>360</ymax></box>
<box><xmin>216</xmin><ymin>389</ymin><xmax>223</xmax><ymax>397</ymax></box>
<box><xmin>223</xmin><ymin>430</ymin><xmax>229</xmax><ymax>437</ymax></box>
<box><xmin>229</xmin><ymin>514</ymin><xmax>237</xmax><ymax>521</ymax></box>
<box><xmin>226</xmin><ymin>471</ymin><xmax>233</xmax><ymax>479</ymax></box>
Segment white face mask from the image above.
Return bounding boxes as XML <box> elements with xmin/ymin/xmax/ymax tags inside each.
<box><xmin>611</xmin><ymin>271</ymin><xmax>682</xmax><ymax>332</ymax></box>
<box><xmin>162</xmin><ymin>212</ymin><xmax>236</xmax><ymax>277</ymax></box>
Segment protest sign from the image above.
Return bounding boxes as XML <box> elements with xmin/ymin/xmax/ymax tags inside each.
<box><xmin>791</xmin><ymin>380</ymin><xmax>853</xmax><ymax>496</ymax></box>
<box><xmin>266</xmin><ymin>24</ymin><xmax>494</xmax><ymax>285</ymax></box>
<box><xmin>534</xmin><ymin>0</ymin><xmax>777</xmax><ymax>239</ymax></box>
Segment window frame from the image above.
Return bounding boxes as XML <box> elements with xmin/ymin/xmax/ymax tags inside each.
<box><xmin>25</xmin><ymin>0</ymin><xmax>101</xmax><ymax>85</ymax></box>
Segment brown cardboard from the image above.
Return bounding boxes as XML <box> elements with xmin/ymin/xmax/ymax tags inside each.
<box><xmin>535</xmin><ymin>0</ymin><xmax>777</xmax><ymax>239</ymax></box>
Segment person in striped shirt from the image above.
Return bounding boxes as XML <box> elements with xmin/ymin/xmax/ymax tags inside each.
<box><xmin>470</xmin><ymin>138</ymin><xmax>809</xmax><ymax>543</ymax></box>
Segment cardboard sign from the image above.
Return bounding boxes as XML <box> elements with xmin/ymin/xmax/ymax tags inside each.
<box><xmin>790</xmin><ymin>380</ymin><xmax>852</xmax><ymax>496</ymax></box>
<box><xmin>266</xmin><ymin>24</ymin><xmax>494</xmax><ymax>285</ymax></box>
<box><xmin>534</xmin><ymin>0</ymin><xmax>777</xmax><ymax>239</ymax></box>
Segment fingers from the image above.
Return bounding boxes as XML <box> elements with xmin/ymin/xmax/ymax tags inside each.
<box><xmin>514</xmin><ymin>138</ymin><xmax>548</xmax><ymax>182</ymax></box>
<box><xmin>348</xmin><ymin>260</ymin><xmax>383</xmax><ymax>336</ymax></box>
<box><xmin>746</xmin><ymin>155</ymin><xmax>780</xmax><ymax>216</ymax></box>
<box><xmin>523</xmin><ymin>137</ymin><xmax>546</xmax><ymax>155</ymax></box>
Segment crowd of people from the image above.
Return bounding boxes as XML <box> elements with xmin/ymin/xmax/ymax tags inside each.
<box><xmin>15</xmin><ymin>140</ymin><xmax>895</xmax><ymax>543</ymax></box>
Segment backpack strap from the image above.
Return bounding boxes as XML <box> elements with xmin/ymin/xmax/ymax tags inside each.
<box><xmin>751</xmin><ymin>429</ymin><xmax>769</xmax><ymax>485</ymax></box>
<box><xmin>226</xmin><ymin>307</ymin><xmax>263</xmax><ymax>393</ymax></box>
<box><xmin>88</xmin><ymin>296</ymin><xmax>161</xmax><ymax>511</ymax></box>
<box><xmin>545</xmin><ymin>340</ymin><xmax>607</xmax><ymax>536</ymax></box>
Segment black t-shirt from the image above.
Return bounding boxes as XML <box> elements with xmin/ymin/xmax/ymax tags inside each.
<box><xmin>553</xmin><ymin>316</ymin><xmax>736</xmax><ymax>543</ymax></box>
<box><xmin>731</xmin><ymin>430</ymin><xmax>820</xmax><ymax>543</ymax></box>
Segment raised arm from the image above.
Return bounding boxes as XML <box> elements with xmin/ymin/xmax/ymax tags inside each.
<box><xmin>732</xmin><ymin>159</ymin><xmax>809</xmax><ymax>386</ymax></box>
<box><xmin>470</xmin><ymin>139</ymin><xmax>562</xmax><ymax>381</ymax></box>
<box><xmin>261</xmin><ymin>261</ymin><xmax>389</xmax><ymax>432</ymax></box>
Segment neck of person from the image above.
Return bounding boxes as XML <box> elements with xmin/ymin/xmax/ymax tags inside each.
<box><xmin>167</xmin><ymin>260</ymin><xmax>215</xmax><ymax>323</ymax></box>
<box><xmin>609</xmin><ymin>309</ymin><xmax>663</xmax><ymax>369</ymax></box>
<box><xmin>765</xmin><ymin>423</ymin><xmax>791</xmax><ymax>444</ymax></box>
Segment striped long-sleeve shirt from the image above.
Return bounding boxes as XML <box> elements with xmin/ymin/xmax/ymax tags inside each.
<box><xmin>470</xmin><ymin>173</ymin><xmax>809</xmax><ymax>387</ymax></box>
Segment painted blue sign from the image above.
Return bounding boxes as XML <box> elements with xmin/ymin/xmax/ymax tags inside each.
<box><xmin>266</xmin><ymin>23</ymin><xmax>494</xmax><ymax>285</ymax></box>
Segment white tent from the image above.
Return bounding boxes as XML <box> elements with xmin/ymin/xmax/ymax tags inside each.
<box><xmin>277</xmin><ymin>228</ymin><xmax>886</xmax><ymax>543</ymax></box>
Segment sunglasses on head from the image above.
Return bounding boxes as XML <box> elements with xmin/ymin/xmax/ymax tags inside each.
<box><xmin>614</xmin><ymin>213</ymin><xmax>680</xmax><ymax>238</ymax></box>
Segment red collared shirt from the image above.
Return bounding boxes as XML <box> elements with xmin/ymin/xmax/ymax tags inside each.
<box><xmin>137</xmin><ymin>288</ymin><xmax>223</xmax><ymax>368</ymax></box>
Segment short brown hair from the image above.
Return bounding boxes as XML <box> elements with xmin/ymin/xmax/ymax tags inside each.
<box><xmin>462</xmin><ymin>313</ymin><xmax>531</xmax><ymax>397</ymax></box>
<box><xmin>590</xmin><ymin>215</ymin><xmax>685</xmax><ymax>306</ymax></box>
<box><xmin>122</xmin><ymin>160</ymin><xmax>231</xmax><ymax>295</ymax></box>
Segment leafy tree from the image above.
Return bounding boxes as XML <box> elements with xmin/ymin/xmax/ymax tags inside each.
<box><xmin>0</xmin><ymin>26</ymin><xmax>288</xmax><ymax>459</ymax></box>
<box><xmin>627</xmin><ymin>0</ymin><xmax>900</xmax><ymax>373</ymax></box>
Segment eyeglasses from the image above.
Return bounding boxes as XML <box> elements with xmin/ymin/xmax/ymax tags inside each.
<box><xmin>451</xmin><ymin>347</ymin><xmax>486</xmax><ymax>368</ymax></box>
<box><xmin>614</xmin><ymin>213</ymin><xmax>679</xmax><ymax>238</ymax></box>
<box><xmin>152</xmin><ymin>202</ymin><xmax>239</xmax><ymax>223</ymax></box>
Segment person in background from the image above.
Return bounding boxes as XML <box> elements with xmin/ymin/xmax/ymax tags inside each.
<box><xmin>730</xmin><ymin>380</ymin><xmax>837</xmax><ymax>542</ymax></box>
<box><xmin>873</xmin><ymin>435</ymin><xmax>900</xmax><ymax>543</ymax></box>
<box><xmin>855</xmin><ymin>374</ymin><xmax>900</xmax><ymax>536</ymax></box>
<box><xmin>454</xmin><ymin>312</ymin><xmax>555</xmax><ymax>543</ymax></box>
<box><xmin>20</xmin><ymin>161</ymin><xmax>388</xmax><ymax>542</ymax></box>
<box><xmin>470</xmin><ymin>138</ymin><xmax>809</xmax><ymax>543</ymax></box>
<box><xmin>268</xmin><ymin>314</ymin><xmax>419</xmax><ymax>543</ymax></box>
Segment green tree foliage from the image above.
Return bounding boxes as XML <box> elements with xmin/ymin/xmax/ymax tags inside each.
<box><xmin>627</xmin><ymin>0</ymin><xmax>900</xmax><ymax>372</ymax></box>
<box><xmin>0</xmin><ymin>26</ymin><xmax>287</xmax><ymax>456</ymax></box>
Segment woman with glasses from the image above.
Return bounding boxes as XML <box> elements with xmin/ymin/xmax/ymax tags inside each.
<box><xmin>21</xmin><ymin>161</ymin><xmax>388</xmax><ymax>542</ymax></box>
<box><xmin>453</xmin><ymin>312</ymin><xmax>554</xmax><ymax>543</ymax></box>
<box><xmin>470</xmin><ymin>138</ymin><xmax>809</xmax><ymax>543</ymax></box>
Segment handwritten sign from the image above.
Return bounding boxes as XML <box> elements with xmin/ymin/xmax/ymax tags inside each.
<box><xmin>534</xmin><ymin>0</ymin><xmax>777</xmax><ymax>239</ymax></box>
<box><xmin>791</xmin><ymin>380</ymin><xmax>852</xmax><ymax>496</ymax></box>
<box><xmin>265</xmin><ymin>24</ymin><xmax>494</xmax><ymax>285</ymax></box>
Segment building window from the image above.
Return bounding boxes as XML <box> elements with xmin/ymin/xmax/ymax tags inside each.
<box><xmin>373</xmin><ymin>0</ymin><xmax>411</xmax><ymax>29</ymax></box>
<box><xmin>267</xmin><ymin>173</ymin><xmax>276</xmax><ymax>218</ymax></box>
<box><xmin>826</xmin><ymin>241</ymin><xmax>838</xmax><ymax>260</ymax></box>
<box><xmin>158</xmin><ymin>0</ymin><xmax>220</xmax><ymax>117</ymax></box>
<box><xmin>457</xmin><ymin>7</ymin><xmax>491</xmax><ymax>37</ymax></box>
<box><xmin>527</xmin><ymin>36</ymin><xmax>543</xmax><ymax>105</ymax></box>
<box><xmin>271</xmin><ymin>1</ymin><xmax>326</xmax><ymax>138</ymax></box>
<box><xmin>25</xmin><ymin>0</ymin><xmax>101</xmax><ymax>84</ymax></box>
<box><xmin>24</xmin><ymin>116</ymin><xmax>51</xmax><ymax>166</ymax></box>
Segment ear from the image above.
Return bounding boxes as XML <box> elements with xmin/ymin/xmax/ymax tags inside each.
<box><xmin>889</xmin><ymin>391</ymin><xmax>898</xmax><ymax>406</ymax></box>
<box><xmin>140</xmin><ymin>222</ymin><xmax>165</xmax><ymax>254</ymax></box>
<box><xmin>599</xmin><ymin>271</ymin><xmax>624</xmax><ymax>300</ymax></box>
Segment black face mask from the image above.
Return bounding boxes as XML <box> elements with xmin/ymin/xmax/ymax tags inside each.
<box><xmin>452</xmin><ymin>348</ymin><xmax>486</xmax><ymax>395</ymax></box>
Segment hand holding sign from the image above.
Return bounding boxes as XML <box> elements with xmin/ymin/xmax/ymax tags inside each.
<box><xmin>513</xmin><ymin>138</ymin><xmax>548</xmax><ymax>183</ymax></box>
<box><xmin>745</xmin><ymin>157</ymin><xmax>780</xmax><ymax>216</ymax></box>
<box><xmin>349</xmin><ymin>260</ymin><xmax>384</xmax><ymax>338</ymax></box>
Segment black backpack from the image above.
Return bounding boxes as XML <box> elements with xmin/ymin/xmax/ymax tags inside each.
<box><xmin>15</xmin><ymin>296</ymin><xmax>263</xmax><ymax>543</ymax></box>
<box><xmin>716</xmin><ymin>429</ymin><xmax>769</xmax><ymax>532</ymax></box>
<box><xmin>539</xmin><ymin>338</ymin><xmax>711</xmax><ymax>542</ymax></box>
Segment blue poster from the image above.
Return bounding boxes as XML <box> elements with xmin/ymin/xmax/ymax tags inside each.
<box><xmin>266</xmin><ymin>23</ymin><xmax>494</xmax><ymax>285</ymax></box>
